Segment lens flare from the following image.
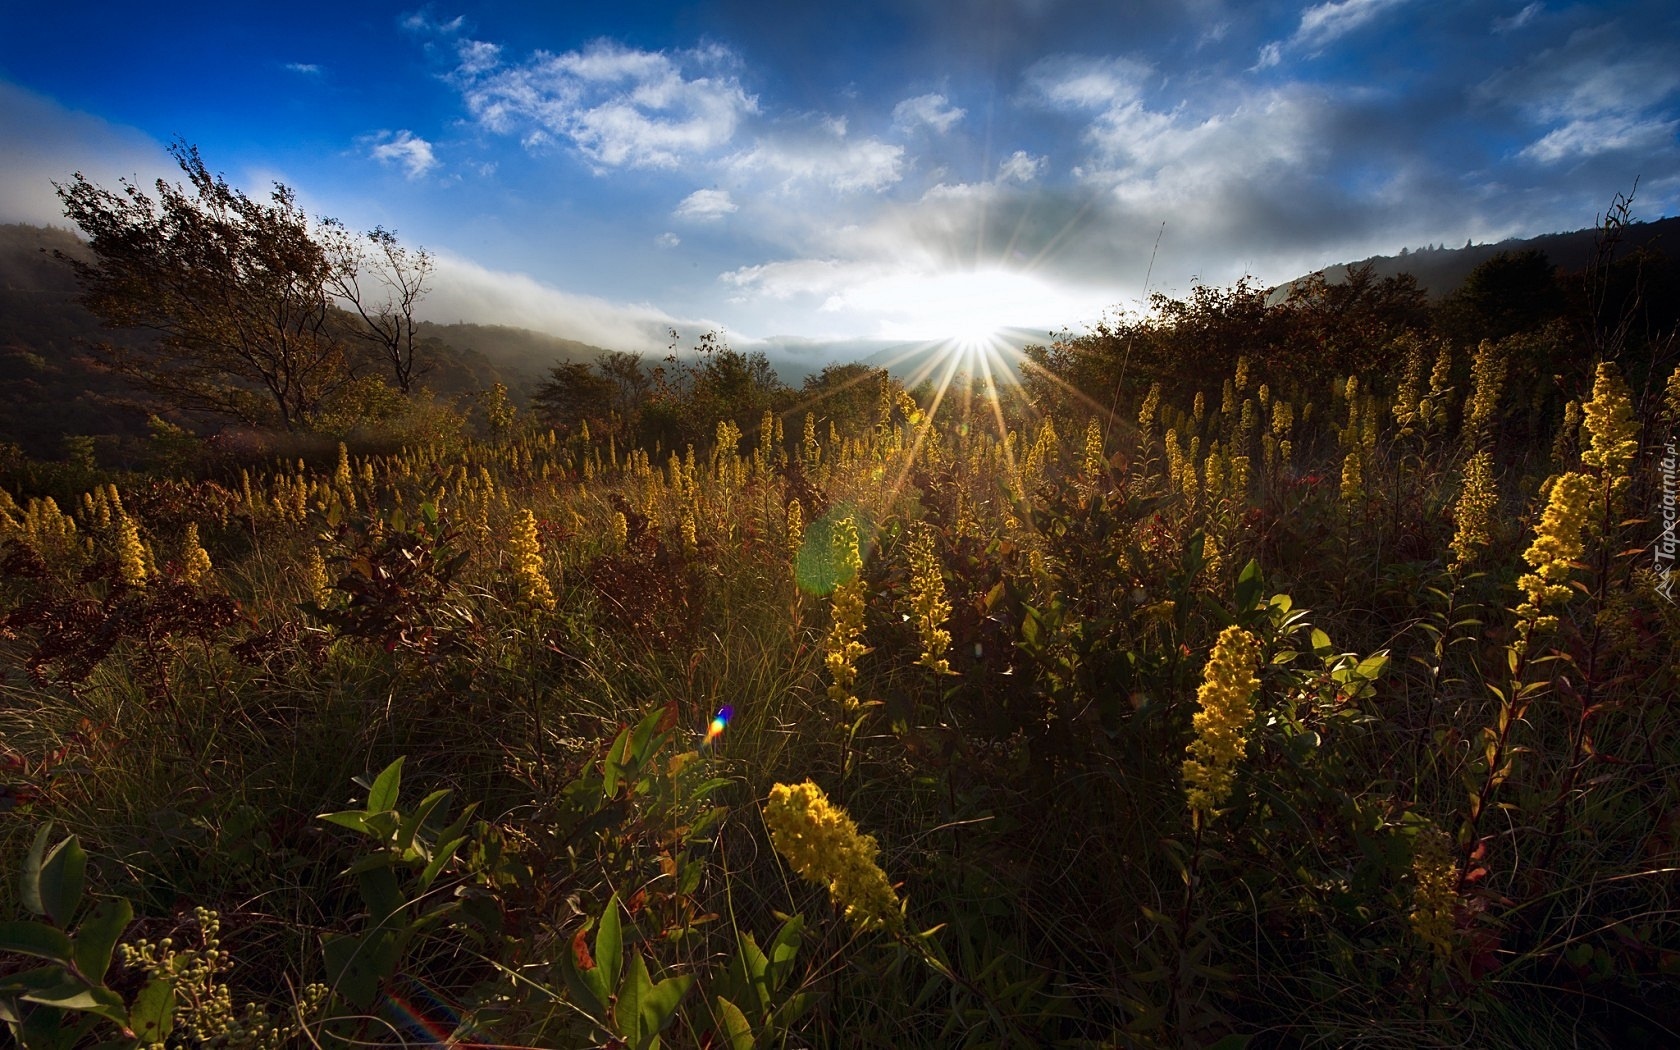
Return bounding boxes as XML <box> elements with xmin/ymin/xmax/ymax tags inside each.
<box><xmin>704</xmin><ymin>705</ymin><xmax>733</xmax><ymax>747</ymax></box>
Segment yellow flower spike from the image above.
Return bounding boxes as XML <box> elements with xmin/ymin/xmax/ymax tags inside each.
<box><xmin>611</xmin><ymin>511</ymin><xmax>629</xmax><ymax>550</ymax></box>
<box><xmin>1463</xmin><ymin>340</ymin><xmax>1506</xmax><ymax>449</ymax></box>
<box><xmin>179</xmin><ymin>522</ymin><xmax>213</xmax><ymax>586</ymax></box>
<box><xmin>1580</xmin><ymin>361</ymin><xmax>1637</xmax><ymax>500</ymax></box>
<box><xmin>1450</xmin><ymin>451</ymin><xmax>1498</xmax><ymax>571</ymax></box>
<box><xmin>1515</xmin><ymin>471</ymin><xmax>1594</xmax><ymax>637</ymax></box>
<box><xmin>509</xmin><ymin>508</ymin><xmax>555</xmax><ymax>609</ymax></box>
<box><xmin>764</xmin><ymin>780</ymin><xmax>903</xmax><ymax>932</ymax></box>
<box><xmin>1183</xmin><ymin>625</ymin><xmax>1262</xmax><ymax>820</ymax></box>
<box><xmin>906</xmin><ymin>524</ymin><xmax>953</xmax><ymax>676</ymax></box>
<box><xmin>1409</xmin><ymin>826</ymin><xmax>1459</xmax><ymax>957</ymax></box>
<box><xmin>824</xmin><ymin>516</ymin><xmax>870</xmax><ymax>714</ymax></box>
<box><xmin>115</xmin><ymin>511</ymin><xmax>148</xmax><ymax>588</ymax></box>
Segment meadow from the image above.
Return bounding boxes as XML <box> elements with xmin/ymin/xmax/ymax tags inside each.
<box><xmin>2</xmin><ymin>317</ymin><xmax>1678</xmax><ymax>1048</ymax></box>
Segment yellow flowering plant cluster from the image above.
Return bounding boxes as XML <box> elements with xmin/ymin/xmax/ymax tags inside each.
<box><xmin>824</xmin><ymin>516</ymin><xmax>870</xmax><ymax>715</ymax></box>
<box><xmin>1580</xmin><ymin>360</ymin><xmax>1638</xmax><ymax>503</ymax></box>
<box><xmin>179</xmin><ymin>522</ymin><xmax>214</xmax><ymax>586</ymax></box>
<box><xmin>1183</xmin><ymin>625</ymin><xmax>1262</xmax><ymax>821</ymax></box>
<box><xmin>1515</xmin><ymin>471</ymin><xmax>1594</xmax><ymax>636</ymax></box>
<box><xmin>508</xmin><ymin>508</ymin><xmax>555</xmax><ymax>609</ymax></box>
<box><xmin>1407</xmin><ymin>827</ymin><xmax>1459</xmax><ymax>958</ymax></box>
<box><xmin>763</xmin><ymin>780</ymin><xmax>902</xmax><ymax>931</ymax></box>
<box><xmin>1449</xmin><ymin>451</ymin><xmax>1498</xmax><ymax>571</ymax></box>
<box><xmin>905</xmin><ymin>524</ymin><xmax>953</xmax><ymax>676</ymax></box>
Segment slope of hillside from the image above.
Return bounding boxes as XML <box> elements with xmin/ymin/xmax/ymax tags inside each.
<box><xmin>1292</xmin><ymin>216</ymin><xmax>1680</xmax><ymax>298</ymax></box>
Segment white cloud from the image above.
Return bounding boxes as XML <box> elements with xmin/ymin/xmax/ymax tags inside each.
<box><xmin>284</xmin><ymin>62</ymin><xmax>321</xmax><ymax>75</ymax></box>
<box><xmin>674</xmin><ymin>187</ymin><xmax>738</xmax><ymax>220</ymax></box>
<box><xmin>423</xmin><ymin>250</ymin><xmax>699</xmax><ymax>352</ymax></box>
<box><xmin>1254</xmin><ymin>0</ymin><xmax>1410</xmax><ymax>66</ymax></box>
<box><xmin>656</xmin><ymin>231</ymin><xmax>681</xmax><ymax>248</ymax></box>
<box><xmin>1478</xmin><ymin>24</ymin><xmax>1680</xmax><ymax>166</ymax></box>
<box><xmin>1292</xmin><ymin>0</ymin><xmax>1411</xmax><ymax>51</ymax></box>
<box><xmin>365</xmin><ymin>129</ymin><xmax>439</xmax><ymax>178</ymax></box>
<box><xmin>1493</xmin><ymin>2</ymin><xmax>1542</xmax><ymax>34</ymax></box>
<box><xmin>724</xmin><ymin>131</ymin><xmax>904</xmax><ymax>193</ymax></box>
<box><xmin>1519</xmin><ymin>113</ymin><xmax>1678</xmax><ymax>163</ymax></box>
<box><xmin>401</xmin><ymin>11</ymin><xmax>464</xmax><ymax>34</ymax></box>
<box><xmin>454</xmin><ymin>39</ymin><xmax>757</xmax><ymax>170</ymax></box>
<box><xmin>892</xmin><ymin>92</ymin><xmax>966</xmax><ymax>133</ymax></box>
<box><xmin>0</xmin><ymin>81</ymin><xmax>173</xmax><ymax>227</ymax></box>
<box><xmin>1027</xmin><ymin>55</ymin><xmax>1152</xmax><ymax>110</ymax></box>
<box><xmin>997</xmin><ymin>150</ymin><xmax>1046</xmax><ymax>183</ymax></box>
<box><xmin>455</xmin><ymin>39</ymin><xmax>500</xmax><ymax>76</ymax></box>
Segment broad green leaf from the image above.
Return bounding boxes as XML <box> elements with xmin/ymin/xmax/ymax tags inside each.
<box><xmin>603</xmin><ymin>729</ymin><xmax>631</xmax><ymax>799</ymax></box>
<box><xmin>128</xmin><ymin>978</ymin><xmax>175</xmax><ymax>1045</ymax></box>
<box><xmin>0</xmin><ymin>923</ymin><xmax>73</xmax><ymax>965</ymax></box>
<box><xmin>21</xmin><ymin>825</ymin><xmax>53</xmax><ymax>918</ymax></box>
<box><xmin>72</xmin><ymin>899</ymin><xmax>132</xmax><ymax>983</ymax></box>
<box><xmin>318</xmin><ymin>811</ymin><xmax>370</xmax><ymax>835</ymax></box>
<box><xmin>38</xmin><ymin>838</ymin><xmax>85</xmax><ymax>929</ymax></box>
<box><xmin>366</xmin><ymin>757</ymin><xmax>405</xmax><ymax>814</ymax></box>
<box><xmin>714</xmin><ymin>995</ymin><xmax>754</xmax><ymax>1050</ymax></box>
<box><xmin>615</xmin><ymin>950</ymin><xmax>651</xmax><ymax>1047</ymax></box>
<box><xmin>396</xmin><ymin>789</ymin><xmax>453</xmax><ymax>853</ymax></box>
<box><xmin>595</xmin><ymin>896</ymin><xmax>622</xmax><ymax>999</ymax></box>
<box><xmin>1234</xmin><ymin>560</ymin><xmax>1264</xmax><ymax>613</ymax></box>
<box><xmin>417</xmin><ymin>837</ymin><xmax>465</xmax><ymax>892</ymax></box>
<box><xmin>639</xmin><ymin>974</ymin><xmax>692</xmax><ymax>1049</ymax></box>
<box><xmin>356</xmin><ymin>866</ymin><xmax>404</xmax><ymax>924</ymax></box>
<box><xmin>766</xmin><ymin>916</ymin><xmax>803</xmax><ymax>993</ymax></box>
<box><xmin>21</xmin><ymin>979</ymin><xmax>127</xmax><ymax>1028</ymax></box>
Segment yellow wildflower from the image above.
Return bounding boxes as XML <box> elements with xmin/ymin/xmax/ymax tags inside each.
<box><xmin>1183</xmin><ymin>625</ymin><xmax>1261</xmax><ymax>820</ymax></box>
<box><xmin>825</xmin><ymin>516</ymin><xmax>870</xmax><ymax>714</ymax></box>
<box><xmin>115</xmin><ymin>511</ymin><xmax>148</xmax><ymax>588</ymax></box>
<box><xmin>1515</xmin><ymin>471</ymin><xmax>1594</xmax><ymax>634</ymax></box>
<box><xmin>179</xmin><ymin>522</ymin><xmax>213</xmax><ymax>586</ymax></box>
<box><xmin>906</xmin><ymin>524</ymin><xmax>953</xmax><ymax>676</ymax></box>
<box><xmin>1450</xmin><ymin>451</ymin><xmax>1498</xmax><ymax>571</ymax></box>
<box><xmin>509</xmin><ymin>509</ymin><xmax>555</xmax><ymax>609</ymax></box>
<box><xmin>764</xmin><ymin>780</ymin><xmax>902</xmax><ymax>931</ymax></box>
<box><xmin>1463</xmin><ymin>340</ymin><xmax>1505</xmax><ymax>449</ymax></box>
<box><xmin>1409</xmin><ymin>826</ymin><xmax>1459</xmax><ymax>957</ymax></box>
<box><xmin>1580</xmin><ymin>361</ymin><xmax>1637</xmax><ymax>499</ymax></box>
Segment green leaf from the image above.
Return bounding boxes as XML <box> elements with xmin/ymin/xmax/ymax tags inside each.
<box><xmin>72</xmin><ymin>899</ymin><xmax>132</xmax><ymax>984</ymax></box>
<box><xmin>0</xmin><ymin>923</ymin><xmax>73</xmax><ymax>965</ymax></box>
<box><xmin>603</xmin><ymin>729</ymin><xmax>631</xmax><ymax>799</ymax></box>
<box><xmin>366</xmin><ymin>758</ymin><xmax>405</xmax><ymax>815</ymax></box>
<box><xmin>21</xmin><ymin>979</ymin><xmax>127</xmax><ymax>1028</ymax></box>
<box><xmin>318</xmin><ymin>811</ymin><xmax>370</xmax><ymax>835</ymax></box>
<box><xmin>639</xmin><ymin>974</ymin><xmax>692</xmax><ymax>1050</ymax></box>
<box><xmin>1234</xmin><ymin>560</ymin><xmax>1264</xmax><ymax>615</ymax></box>
<box><xmin>396</xmin><ymin>789</ymin><xmax>453</xmax><ymax>853</ymax></box>
<box><xmin>128</xmin><ymin>978</ymin><xmax>175</xmax><ymax>1045</ymax></box>
<box><xmin>21</xmin><ymin>825</ymin><xmax>53</xmax><ymax>918</ymax></box>
<box><xmin>38</xmin><ymin>838</ymin><xmax>86</xmax><ymax>929</ymax></box>
<box><xmin>356</xmin><ymin>866</ymin><xmax>404</xmax><ymax>924</ymax></box>
<box><xmin>416</xmin><ymin>837</ymin><xmax>465</xmax><ymax>893</ymax></box>
<box><xmin>616</xmin><ymin>950</ymin><xmax>652</xmax><ymax>1047</ymax></box>
<box><xmin>595</xmin><ymin>895</ymin><xmax>622</xmax><ymax>999</ymax></box>
<box><xmin>766</xmin><ymin>916</ymin><xmax>803</xmax><ymax>994</ymax></box>
<box><xmin>714</xmin><ymin>996</ymin><xmax>754</xmax><ymax>1050</ymax></box>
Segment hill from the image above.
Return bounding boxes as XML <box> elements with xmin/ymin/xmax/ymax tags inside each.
<box><xmin>1285</xmin><ymin>216</ymin><xmax>1680</xmax><ymax>299</ymax></box>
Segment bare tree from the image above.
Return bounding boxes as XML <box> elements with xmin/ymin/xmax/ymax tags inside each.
<box><xmin>324</xmin><ymin>223</ymin><xmax>434</xmax><ymax>394</ymax></box>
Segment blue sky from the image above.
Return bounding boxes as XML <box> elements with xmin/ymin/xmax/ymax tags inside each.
<box><xmin>2</xmin><ymin>0</ymin><xmax>1677</xmax><ymax>365</ymax></box>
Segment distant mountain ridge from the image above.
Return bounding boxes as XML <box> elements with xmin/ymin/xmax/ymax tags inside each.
<box><xmin>1284</xmin><ymin>216</ymin><xmax>1680</xmax><ymax>299</ymax></box>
